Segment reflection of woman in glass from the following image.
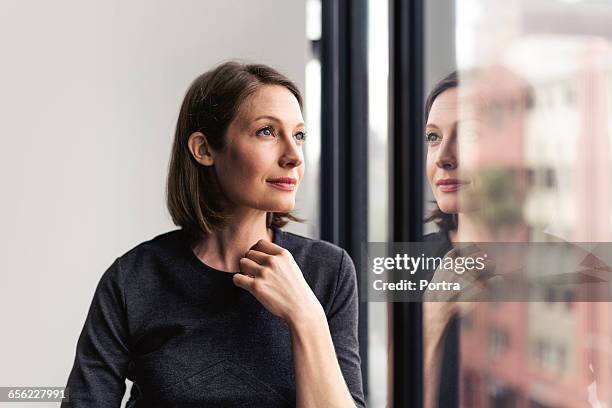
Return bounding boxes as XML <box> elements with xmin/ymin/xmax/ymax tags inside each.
<box><xmin>62</xmin><ymin>62</ymin><xmax>365</xmax><ymax>407</ymax></box>
<box><xmin>424</xmin><ymin>72</ymin><xmax>461</xmax><ymax>241</ymax></box>
<box><xmin>424</xmin><ymin>68</ymin><xmax>609</xmax><ymax>408</ymax></box>
<box><xmin>422</xmin><ymin>71</ymin><xmax>461</xmax><ymax>408</ymax></box>
<box><xmin>423</xmin><ymin>71</ymin><xmax>526</xmax><ymax>408</ymax></box>
<box><xmin>425</xmin><ymin>68</ymin><xmax>531</xmax><ymax>244</ymax></box>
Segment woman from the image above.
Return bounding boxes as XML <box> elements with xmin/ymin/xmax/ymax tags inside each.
<box><xmin>62</xmin><ymin>61</ymin><xmax>365</xmax><ymax>407</ymax></box>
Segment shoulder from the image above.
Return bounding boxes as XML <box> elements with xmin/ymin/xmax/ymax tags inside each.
<box><xmin>422</xmin><ymin>229</ymin><xmax>453</xmax><ymax>258</ymax></box>
<box><xmin>423</xmin><ymin>229</ymin><xmax>449</xmax><ymax>242</ymax></box>
<box><xmin>107</xmin><ymin>228</ymin><xmax>186</xmax><ymax>281</ymax></box>
<box><xmin>276</xmin><ymin>230</ymin><xmax>356</xmax><ymax>314</ymax></box>
<box><xmin>276</xmin><ymin>229</ymin><xmax>347</xmax><ymax>265</ymax></box>
<box><xmin>275</xmin><ymin>229</ymin><xmax>353</xmax><ymax>286</ymax></box>
<box><xmin>119</xmin><ymin>228</ymin><xmax>183</xmax><ymax>258</ymax></box>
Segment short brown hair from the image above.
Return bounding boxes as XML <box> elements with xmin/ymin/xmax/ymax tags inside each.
<box><xmin>166</xmin><ymin>61</ymin><xmax>303</xmax><ymax>239</ymax></box>
<box><xmin>424</xmin><ymin>71</ymin><xmax>459</xmax><ymax>231</ymax></box>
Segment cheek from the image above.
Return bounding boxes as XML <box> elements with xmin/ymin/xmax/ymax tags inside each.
<box><xmin>225</xmin><ymin>145</ymin><xmax>269</xmax><ymax>178</ymax></box>
<box><xmin>214</xmin><ymin>148</ymin><xmax>264</xmax><ymax>198</ymax></box>
<box><xmin>426</xmin><ymin>150</ymin><xmax>436</xmax><ymax>186</ymax></box>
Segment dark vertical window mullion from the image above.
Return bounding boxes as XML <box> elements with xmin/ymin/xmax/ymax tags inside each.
<box><xmin>321</xmin><ymin>0</ymin><xmax>340</xmax><ymax>245</ymax></box>
<box><xmin>389</xmin><ymin>0</ymin><xmax>425</xmax><ymax>407</ymax></box>
<box><xmin>321</xmin><ymin>0</ymin><xmax>369</xmax><ymax>399</ymax></box>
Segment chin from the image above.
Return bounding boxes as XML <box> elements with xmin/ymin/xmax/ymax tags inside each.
<box><xmin>437</xmin><ymin>203</ymin><xmax>458</xmax><ymax>215</ymax></box>
<box><xmin>262</xmin><ymin>200</ymin><xmax>295</xmax><ymax>213</ymax></box>
<box><xmin>273</xmin><ymin>204</ymin><xmax>295</xmax><ymax>213</ymax></box>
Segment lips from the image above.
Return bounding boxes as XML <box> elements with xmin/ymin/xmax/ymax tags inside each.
<box><xmin>266</xmin><ymin>177</ymin><xmax>297</xmax><ymax>191</ymax></box>
<box><xmin>436</xmin><ymin>178</ymin><xmax>469</xmax><ymax>193</ymax></box>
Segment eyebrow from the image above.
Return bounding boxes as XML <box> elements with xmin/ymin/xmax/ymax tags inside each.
<box><xmin>253</xmin><ymin>115</ymin><xmax>305</xmax><ymax>128</ymax></box>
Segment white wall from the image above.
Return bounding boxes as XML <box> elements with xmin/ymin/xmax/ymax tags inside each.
<box><xmin>0</xmin><ymin>1</ymin><xmax>306</xmax><ymax>405</ymax></box>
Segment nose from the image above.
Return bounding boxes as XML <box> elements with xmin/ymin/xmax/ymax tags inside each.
<box><xmin>279</xmin><ymin>137</ymin><xmax>304</xmax><ymax>169</ymax></box>
<box><xmin>435</xmin><ymin>136</ymin><xmax>458</xmax><ymax>170</ymax></box>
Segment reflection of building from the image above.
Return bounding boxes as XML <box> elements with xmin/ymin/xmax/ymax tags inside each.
<box><xmin>453</xmin><ymin>34</ymin><xmax>612</xmax><ymax>407</ymax></box>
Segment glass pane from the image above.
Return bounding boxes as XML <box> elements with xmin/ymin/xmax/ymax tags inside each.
<box><xmin>424</xmin><ymin>0</ymin><xmax>612</xmax><ymax>407</ymax></box>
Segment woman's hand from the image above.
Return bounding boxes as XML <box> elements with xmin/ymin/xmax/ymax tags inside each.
<box><xmin>232</xmin><ymin>239</ymin><xmax>324</xmax><ymax>324</ymax></box>
<box><xmin>235</xmin><ymin>240</ymin><xmax>360</xmax><ymax>407</ymax></box>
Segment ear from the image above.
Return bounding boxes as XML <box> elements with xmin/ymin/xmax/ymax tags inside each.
<box><xmin>187</xmin><ymin>131</ymin><xmax>215</xmax><ymax>166</ymax></box>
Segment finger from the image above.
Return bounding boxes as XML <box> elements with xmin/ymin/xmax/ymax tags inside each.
<box><xmin>244</xmin><ymin>249</ymin><xmax>273</xmax><ymax>266</ymax></box>
<box><xmin>239</xmin><ymin>257</ymin><xmax>265</xmax><ymax>277</ymax></box>
<box><xmin>250</xmin><ymin>239</ymin><xmax>284</xmax><ymax>256</ymax></box>
<box><xmin>232</xmin><ymin>273</ymin><xmax>255</xmax><ymax>291</ymax></box>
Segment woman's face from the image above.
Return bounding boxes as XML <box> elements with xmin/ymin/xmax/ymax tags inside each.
<box><xmin>425</xmin><ymin>88</ymin><xmax>473</xmax><ymax>214</ymax></box>
<box><xmin>210</xmin><ymin>84</ymin><xmax>306</xmax><ymax>214</ymax></box>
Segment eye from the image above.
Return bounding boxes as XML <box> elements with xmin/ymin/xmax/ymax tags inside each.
<box><xmin>256</xmin><ymin>126</ymin><xmax>275</xmax><ymax>138</ymax></box>
<box><xmin>294</xmin><ymin>131</ymin><xmax>307</xmax><ymax>142</ymax></box>
<box><xmin>425</xmin><ymin>132</ymin><xmax>442</xmax><ymax>145</ymax></box>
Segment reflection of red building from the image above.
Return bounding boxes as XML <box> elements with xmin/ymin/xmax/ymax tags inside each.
<box><xmin>455</xmin><ymin>41</ymin><xmax>612</xmax><ymax>408</ymax></box>
<box><xmin>574</xmin><ymin>39</ymin><xmax>610</xmax><ymax>243</ymax></box>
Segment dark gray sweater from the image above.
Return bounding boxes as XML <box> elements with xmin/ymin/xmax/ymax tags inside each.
<box><xmin>61</xmin><ymin>228</ymin><xmax>365</xmax><ymax>407</ymax></box>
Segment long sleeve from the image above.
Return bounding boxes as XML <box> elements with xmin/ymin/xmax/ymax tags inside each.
<box><xmin>326</xmin><ymin>249</ymin><xmax>367</xmax><ymax>408</ymax></box>
<box><xmin>61</xmin><ymin>258</ymin><xmax>132</xmax><ymax>407</ymax></box>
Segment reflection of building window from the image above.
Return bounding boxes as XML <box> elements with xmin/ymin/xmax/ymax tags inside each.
<box><xmin>541</xmin><ymin>340</ymin><xmax>555</xmax><ymax>367</ymax></box>
<box><xmin>544</xmin><ymin>168</ymin><xmax>556</xmax><ymax>189</ymax></box>
<box><xmin>488</xmin><ymin>327</ymin><xmax>509</xmax><ymax>357</ymax></box>
<box><xmin>564</xmin><ymin>289</ymin><xmax>573</xmax><ymax>310</ymax></box>
<box><xmin>461</xmin><ymin>311</ymin><xmax>474</xmax><ymax>331</ymax></box>
<box><xmin>557</xmin><ymin>345</ymin><xmax>567</xmax><ymax>371</ymax></box>
<box><xmin>526</xmin><ymin>168</ymin><xmax>535</xmax><ymax>187</ymax></box>
<box><xmin>542</xmin><ymin>287</ymin><xmax>574</xmax><ymax>309</ymax></box>
<box><xmin>525</xmin><ymin>88</ymin><xmax>535</xmax><ymax>110</ymax></box>
<box><xmin>545</xmin><ymin>287</ymin><xmax>555</xmax><ymax>303</ymax></box>
<box><xmin>534</xmin><ymin>339</ymin><xmax>566</xmax><ymax>371</ymax></box>
<box><xmin>487</xmin><ymin>382</ymin><xmax>518</xmax><ymax>408</ymax></box>
<box><xmin>527</xmin><ymin>167</ymin><xmax>556</xmax><ymax>189</ymax></box>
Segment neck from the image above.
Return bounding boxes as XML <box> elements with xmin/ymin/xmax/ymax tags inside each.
<box><xmin>191</xmin><ymin>209</ymin><xmax>273</xmax><ymax>272</ymax></box>
<box><xmin>449</xmin><ymin>213</ymin><xmax>481</xmax><ymax>243</ymax></box>
<box><xmin>450</xmin><ymin>213</ymin><xmax>529</xmax><ymax>243</ymax></box>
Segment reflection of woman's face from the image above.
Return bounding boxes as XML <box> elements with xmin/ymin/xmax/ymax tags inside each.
<box><xmin>213</xmin><ymin>85</ymin><xmax>306</xmax><ymax>214</ymax></box>
<box><xmin>425</xmin><ymin>88</ymin><xmax>472</xmax><ymax>215</ymax></box>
